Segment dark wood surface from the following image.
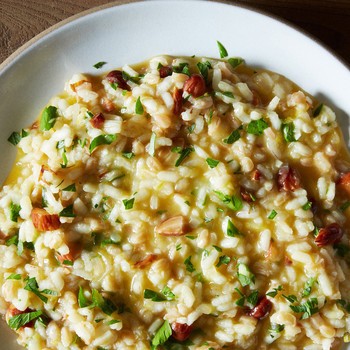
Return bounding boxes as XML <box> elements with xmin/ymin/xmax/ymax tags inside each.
<box><xmin>0</xmin><ymin>0</ymin><xmax>349</xmax><ymax>66</ymax></box>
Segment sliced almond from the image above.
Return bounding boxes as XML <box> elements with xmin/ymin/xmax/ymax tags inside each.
<box><xmin>31</xmin><ymin>208</ymin><xmax>61</xmax><ymax>231</ymax></box>
<box><xmin>134</xmin><ymin>254</ymin><xmax>158</xmax><ymax>269</ymax></box>
<box><xmin>155</xmin><ymin>215</ymin><xmax>188</xmax><ymax>236</ymax></box>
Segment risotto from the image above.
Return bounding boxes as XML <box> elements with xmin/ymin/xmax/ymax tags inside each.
<box><xmin>0</xmin><ymin>46</ymin><xmax>350</xmax><ymax>350</ymax></box>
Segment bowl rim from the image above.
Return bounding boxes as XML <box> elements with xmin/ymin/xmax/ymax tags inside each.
<box><xmin>0</xmin><ymin>0</ymin><xmax>349</xmax><ymax>75</ymax></box>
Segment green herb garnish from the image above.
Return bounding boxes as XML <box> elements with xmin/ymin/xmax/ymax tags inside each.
<box><xmin>135</xmin><ymin>96</ymin><xmax>144</xmax><ymax>115</ymax></box>
<box><xmin>8</xmin><ymin>310</ymin><xmax>43</xmax><ymax>330</ymax></box>
<box><xmin>184</xmin><ymin>256</ymin><xmax>195</xmax><ymax>273</ymax></box>
<box><xmin>268</xmin><ymin>209</ymin><xmax>278</xmax><ymax>220</ymax></box>
<box><xmin>89</xmin><ymin>134</ymin><xmax>117</xmax><ymax>154</ymax></box>
<box><xmin>151</xmin><ymin>320</ymin><xmax>172</xmax><ymax>348</ymax></box>
<box><xmin>228</xmin><ymin>57</ymin><xmax>244</xmax><ymax>69</ymax></box>
<box><xmin>217</xmin><ymin>41</ymin><xmax>228</xmax><ymax>58</ymax></box>
<box><xmin>206</xmin><ymin>158</ymin><xmax>219</xmax><ymax>168</ymax></box>
<box><xmin>122</xmin><ymin>197</ymin><xmax>135</xmax><ymax>210</ymax></box>
<box><xmin>246</xmin><ymin>118</ymin><xmax>268</xmax><ymax>135</ymax></box>
<box><xmin>93</xmin><ymin>61</ymin><xmax>107</xmax><ymax>69</ymax></box>
<box><xmin>10</xmin><ymin>202</ymin><xmax>21</xmax><ymax>222</ymax></box>
<box><xmin>214</xmin><ymin>191</ymin><xmax>243</xmax><ymax>211</ymax></box>
<box><xmin>40</xmin><ymin>106</ymin><xmax>58</xmax><ymax>131</ymax></box>
<box><xmin>237</xmin><ymin>263</ymin><xmax>255</xmax><ymax>287</ymax></box>
<box><xmin>59</xmin><ymin>204</ymin><xmax>75</xmax><ymax>217</ymax></box>
<box><xmin>223</xmin><ymin>128</ymin><xmax>241</xmax><ymax>144</ymax></box>
<box><xmin>62</xmin><ymin>183</ymin><xmax>76</xmax><ymax>192</ymax></box>
<box><xmin>281</xmin><ymin>122</ymin><xmax>297</xmax><ymax>142</ymax></box>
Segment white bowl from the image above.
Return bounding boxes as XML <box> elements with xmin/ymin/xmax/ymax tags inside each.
<box><xmin>0</xmin><ymin>1</ymin><xmax>349</xmax><ymax>349</ymax></box>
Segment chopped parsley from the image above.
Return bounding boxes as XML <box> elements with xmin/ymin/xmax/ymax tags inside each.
<box><xmin>8</xmin><ymin>310</ymin><xmax>43</xmax><ymax>330</ymax></box>
<box><xmin>223</xmin><ymin>128</ymin><xmax>241</xmax><ymax>144</ymax></box>
<box><xmin>144</xmin><ymin>289</ymin><xmax>167</xmax><ymax>302</ymax></box>
<box><xmin>228</xmin><ymin>57</ymin><xmax>244</xmax><ymax>69</ymax></box>
<box><xmin>91</xmin><ymin>289</ymin><xmax>117</xmax><ymax>315</ymax></box>
<box><xmin>24</xmin><ymin>277</ymin><xmax>58</xmax><ymax>303</ymax></box>
<box><xmin>172</xmin><ymin>62</ymin><xmax>191</xmax><ymax>75</ymax></box>
<box><xmin>151</xmin><ymin>320</ymin><xmax>172</xmax><ymax>348</ymax></box>
<box><xmin>216</xmin><ymin>255</ymin><xmax>231</xmax><ymax>267</ymax></box>
<box><xmin>93</xmin><ymin>61</ymin><xmax>107</xmax><ymax>69</ymax></box>
<box><xmin>40</xmin><ymin>106</ymin><xmax>58</xmax><ymax>131</ymax></box>
<box><xmin>6</xmin><ymin>273</ymin><xmax>21</xmax><ymax>280</ymax></box>
<box><xmin>144</xmin><ymin>286</ymin><xmax>175</xmax><ymax>302</ymax></box>
<box><xmin>184</xmin><ymin>256</ymin><xmax>195</xmax><ymax>273</ymax></box>
<box><xmin>10</xmin><ymin>202</ymin><xmax>21</xmax><ymax>222</ymax></box>
<box><xmin>289</xmin><ymin>297</ymin><xmax>319</xmax><ymax>319</ymax></box>
<box><xmin>268</xmin><ymin>209</ymin><xmax>278</xmax><ymax>220</ymax></box>
<box><xmin>122</xmin><ymin>152</ymin><xmax>135</xmax><ymax>159</ymax></box>
<box><xmin>214</xmin><ymin>191</ymin><xmax>243</xmax><ymax>211</ymax></box>
<box><xmin>226</xmin><ymin>219</ymin><xmax>241</xmax><ymax>237</ymax></box>
<box><xmin>266</xmin><ymin>285</ymin><xmax>283</xmax><ymax>298</ymax></box>
<box><xmin>172</xmin><ymin>146</ymin><xmax>194</xmax><ymax>167</ymax></box>
<box><xmin>206</xmin><ymin>158</ymin><xmax>219</xmax><ymax>168</ymax></box>
<box><xmin>59</xmin><ymin>204</ymin><xmax>75</xmax><ymax>217</ymax></box>
<box><xmin>7</xmin><ymin>129</ymin><xmax>29</xmax><ymax>146</ymax></box>
<box><xmin>197</xmin><ymin>61</ymin><xmax>212</xmax><ymax>83</ymax></box>
<box><xmin>122</xmin><ymin>197</ymin><xmax>135</xmax><ymax>210</ymax></box>
<box><xmin>217</xmin><ymin>40</ymin><xmax>228</xmax><ymax>58</ymax></box>
<box><xmin>237</xmin><ymin>263</ymin><xmax>255</xmax><ymax>287</ymax></box>
<box><xmin>281</xmin><ymin>122</ymin><xmax>297</xmax><ymax>142</ymax></box>
<box><xmin>340</xmin><ymin>201</ymin><xmax>350</xmax><ymax>212</ymax></box>
<box><xmin>89</xmin><ymin>134</ymin><xmax>117</xmax><ymax>154</ymax></box>
<box><xmin>282</xmin><ymin>294</ymin><xmax>298</xmax><ymax>303</ymax></box>
<box><xmin>302</xmin><ymin>277</ymin><xmax>316</xmax><ymax>297</ymax></box>
<box><xmin>78</xmin><ymin>286</ymin><xmax>89</xmax><ymax>308</ymax></box>
<box><xmin>247</xmin><ymin>290</ymin><xmax>259</xmax><ymax>307</ymax></box>
<box><xmin>135</xmin><ymin>96</ymin><xmax>144</xmax><ymax>115</ymax></box>
<box><xmin>246</xmin><ymin>118</ymin><xmax>268</xmax><ymax>135</ymax></box>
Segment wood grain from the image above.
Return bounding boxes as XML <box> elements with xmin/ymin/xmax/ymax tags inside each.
<box><xmin>0</xmin><ymin>0</ymin><xmax>349</xmax><ymax>66</ymax></box>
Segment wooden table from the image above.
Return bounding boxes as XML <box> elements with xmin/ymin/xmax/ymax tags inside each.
<box><xmin>0</xmin><ymin>0</ymin><xmax>349</xmax><ymax>66</ymax></box>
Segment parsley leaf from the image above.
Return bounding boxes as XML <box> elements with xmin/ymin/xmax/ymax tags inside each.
<box><xmin>89</xmin><ymin>134</ymin><xmax>117</xmax><ymax>154</ymax></box>
<box><xmin>246</xmin><ymin>119</ymin><xmax>268</xmax><ymax>135</ymax></box>
<box><xmin>266</xmin><ymin>285</ymin><xmax>283</xmax><ymax>298</ymax></box>
<box><xmin>302</xmin><ymin>277</ymin><xmax>316</xmax><ymax>297</ymax></box>
<box><xmin>228</xmin><ymin>57</ymin><xmax>244</xmax><ymax>69</ymax></box>
<box><xmin>206</xmin><ymin>158</ymin><xmax>219</xmax><ymax>168</ymax></box>
<box><xmin>122</xmin><ymin>197</ymin><xmax>135</xmax><ymax>210</ymax></box>
<box><xmin>214</xmin><ymin>191</ymin><xmax>243</xmax><ymax>211</ymax></box>
<box><xmin>237</xmin><ymin>263</ymin><xmax>255</xmax><ymax>287</ymax></box>
<box><xmin>281</xmin><ymin>122</ymin><xmax>297</xmax><ymax>142</ymax></box>
<box><xmin>93</xmin><ymin>61</ymin><xmax>107</xmax><ymax>69</ymax></box>
<box><xmin>8</xmin><ymin>310</ymin><xmax>43</xmax><ymax>330</ymax></box>
<box><xmin>40</xmin><ymin>106</ymin><xmax>58</xmax><ymax>131</ymax></box>
<box><xmin>282</xmin><ymin>294</ymin><xmax>298</xmax><ymax>303</ymax></box>
<box><xmin>59</xmin><ymin>204</ymin><xmax>75</xmax><ymax>217</ymax></box>
<box><xmin>6</xmin><ymin>273</ymin><xmax>21</xmax><ymax>280</ymax></box>
<box><xmin>184</xmin><ymin>256</ymin><xmax>195</xmax><ymax>273</ymax></box>
<box><xmin>216</xmin><ymin>255</ymin><xmax>231</xmax><ymax>267</ymax></box>
<box><xmin>289</xmin><ymin>297</ymin><xmax>319</xmax><ymax>319</ymax></box>
<box><xmin>217</xmin><ymin>41</ymin><xmax>228</xmax><ymax>58</ymax></box>
<box><xmin>10</xmin><ymin>202</ymin><xmax>21</xmax><ymax>222</ymax></box>
<box><xmin>135</xmin><ymin>96</ymin><xmax>144</xmax><ymax>115</ymax></box>
<box><xmin>247</xmin><ymin>290</ymin><xmax>259</xmax><ymax>306</ymax></box>
<box><xmin>24</xmin><ymin>277</ymin><xmax>57</xmax><ymax>303</ymax></box>
<box><xmin>223</xmin><ymin>128</ymin><xmax>241</xmax><ymax>144</ymax></box>
<box><xmin>151</xmin><ymin>320</ymin><xmax>172</xmax><ymax>348</ymax></box>
<box><xmin>144</xmin><ymin>289</ymin><xmax>167</xmax><ymax>302</ymax></box>
<box><xmin>78</xmin><ymin>286</ymin><xmax>89</xmax><ymax>308</ymax></box>
<box><xmin>226</xmin><ymin>219</ymin><xmax>241</xmax><ymax>237</ymax></box>
<box><xmin>172</xmin><ymin>146</ymin><xmax>194</xmax><ymax>167</ymax></box>
<box><xmin>268</xmin><ymin>209</ymin><xmax>278</xmax><ymax>220</ymax></box>
<box><xmin>91</xmin><ymin>289</ymin><xmax>117</xmax><ymax>315</ymax></box>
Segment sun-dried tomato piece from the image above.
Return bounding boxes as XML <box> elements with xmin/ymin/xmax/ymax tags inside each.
<box><xmin>106</xmin><ymin>70</ymin><xmax>130</xmax><ymax>91</ymax></box>
<box><xmin>171</xmin><ymin>322</ymin><xmax>193</xmax><ymax>341</ymax></box>
<box><xmin>159</xmin><ymin>65</ymin><xmax>173</xmax><ymax>78</ymax></box>
<box><xmin>31</xmin><ymin>208</ymin><xmax>60</xmax><ymax>231</ymax></box>
<box><xmin>249</xmin><ymin>296</ymin><xmax>272</xmax><ymax>319</ymax></box>
<box><xmin>277</xmin><ymin>165</ymin><xmax>300</xmax><ymax>192</ymax></box>
<box><xmin>90</xmin><ymin>112</ymin><xmax>105</xmax><ymax>129</ymax></box>
<box><xmin>240</xmin><ymin>187</ymin><xmax>255</xmax><ymax>203</ymax></box>
<box><xmin>315</xmin><ymin>223</ymin><xmax>343</xmax><ymax>247</ymax></box>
